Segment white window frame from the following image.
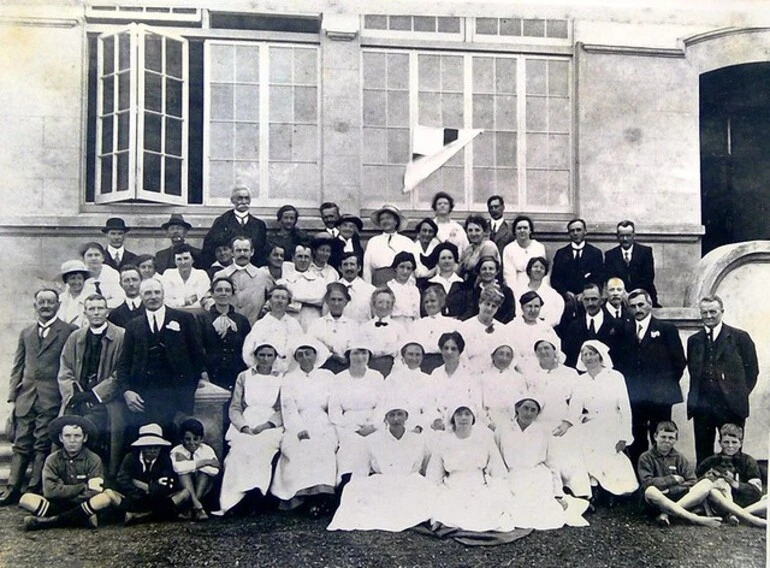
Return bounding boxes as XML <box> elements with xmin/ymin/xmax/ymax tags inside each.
<box><xmin>360</xmin><ymin>48</ymin><xmax>573</xmax><ymax>213</ymax></box>
<box><xmin>202</xmin><ymin>40</ymin><xmax>321</xmax><ymax>207</ymax></box>
<box><xmin>94</xmin><ymin>23</ymin><xmax>189</xmax><ymax>204</ymax></box>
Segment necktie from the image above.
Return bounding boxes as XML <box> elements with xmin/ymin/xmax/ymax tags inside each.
<box><xmin>485</xmin><ymin>324</ymin><xmax>495</xmax><ymax>334</ymax></box>
<box><xmin>151</xmin><ymin>315</ymin><xmax>158</xmax><ymax>334</ymax></box>
<box><xmin>588</xmin><ymin>318</ymin><xmax>596</xmax><ymax>336</ymax></box>
<box><xmin>38</xmin><ymin>325</ymin><xmax>48</xmax><ymax>340</ymax></box>
<box><xmin>707</xmin><ymin>329</ymin><xmax>714</xmax><ymax>343</ymax></box>
<box><xmin>637</xmin><ymin>323</ymin><xmax>644</xmax><ymax>342</ymax></box>
<box><xmin>624</xmin><ymin>251</ymin><xmax>631</xmax><ymax>265</ymax></box>
<box><xmin>387</xmin><ymin>234</ymin><xmax>394</xmax><ymax>252</ymax></box>
<box><xmin>375</xmin><ymin>320</ymin><xmax>388</xmax><ymax>328</ymax></box>
<box><xmin>94</xmin><ymin>281</ymin><xmax>102</xmax><ymax>295</ymax></box>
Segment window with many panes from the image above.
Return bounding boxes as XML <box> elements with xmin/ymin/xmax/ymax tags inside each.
<box><xmin>361</xmin><ymin>49</ymin><xmax>572</xmax><ymax>213</ymax></box>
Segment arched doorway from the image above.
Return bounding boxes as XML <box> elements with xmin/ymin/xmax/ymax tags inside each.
<box><xmin>700</xmin><ymin>62</ymin><xmax>770</xmax><ymax>254</ymax></box>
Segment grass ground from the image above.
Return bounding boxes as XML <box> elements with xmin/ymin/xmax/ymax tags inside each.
<box><xmin>0</xmin><ymin>498</ymin><xmax>764</xmax><ymax>568</ymax></box>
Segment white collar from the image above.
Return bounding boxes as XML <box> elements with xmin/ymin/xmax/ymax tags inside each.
<box><xmin>571</xmin><ymin>242</ymin><xmax>586</xmax><ymax>250</ymax></box>
<box><xmin>126</xmin><ymin>296</ymin><xmax>141</xmax><ymax>309</ymax></box>
<box><xmin>586</xmin><ymin>310</ymin><xmax>604</xmax><ymax>329</ymax></box>
<box><xmin>146</xmin><ymin>305</ymin><xmax>167</xmax><ymax>327</ymax></box>
<box><xmin>38</xmin><ymin>318</ymin><xmax>57</xmax><ymax>330</ymax></box>
<box><xmin>89</xmin><ymin>323</ymin><xmax>108</xmax><ymax>335</ymax></box>
<box><xmin>107</xmin><ymin>245</ymin><xmax>124</xmax><ymax>255</ymax></box>
<box><xmin>706</xmin><ymin>322</ymin><xmax>723</xmax><ymax>339</ymax></box>
<box><xmin>233</xmin><ymin>210</ymin><xmax>250</xmax><ymax>220</ymax></box>
<box><xmin>636</xmin><ymin>314</ymin><xmax>652</xmax><ymax>336</ymax></box>
<box><xmin>622</xmin><ymin>245</ymin><xmax>634</xmax><ymax>256</ymax></box>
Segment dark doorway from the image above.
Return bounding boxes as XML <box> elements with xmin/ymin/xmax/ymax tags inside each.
<box><xmin>700</xmin><ymin>63</ymin><xmax>770</xmax><ymax>254</ymax></box>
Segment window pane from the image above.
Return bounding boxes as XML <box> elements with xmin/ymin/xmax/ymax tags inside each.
<box><xmin>527</xmin><ymin>133</ymin><xmax>548</xmax><ymax>168</ymax></box>
<box><xmin>362</xmin><ymin>128</ymin><xmax>387</xmax><ymax>164</ymax></box>
<box><xmin>269</xmin><ymin>85</ymin><xmax>293</xmax><ymax>123</ymax></box>
<box><xmin>418</xmin><ymin>55</ymin><xmax>440</xmax><ymax>91</ymax></box>
<box><xmin>103</xmin><ymin>36</ymin><xmax>114</xmax><ymax>75</ymax></box>
<box><xmin>387</xmin><ymin>53</ymin><xmax>409</xmax><ymax>90</ymax></box>
<box><xmin>437</xmin><ymin>17</ymin><xmax>460</xmax><ymax>33</ymax></box>
<box><xmin>143</xmin><ymin>152</ymin><xmax>161</xmax><ymax>192</ymax></box>
<box><xmin>118</xmin><ymin>71</ymin><xmax>130</xmax><ymax>111</ymax></box>
<box><xmin>235</xmin><ymin>45</ymin><xmax>259</xmax><ymax>82</ymax></box>
<box><xmin>441</xmin><ymin>56</ymin><xmax>464</xmax><ymax>92</ymax></box>
<box><xmin>363</xmin><ymin>52</ymin><xmax>386</xmax><ymax>89</ymax></box>
<box><xmin>292</xmin><ymin>124</ymin><xmax>317</xmax><ymax>162</ymax></box>
<box><xmin>496</xmin><ymin>132</ymin><xmax>517</xmax><ymax>167</ymax></box>
<box><xmin>476</xmin><ymin>18</ymin><xmax>497</xmax><ymax>35</ymax></box>
<box><xmin>117</xmin><ymin>152</ymin><xmax>129</xmax><ymax>191</ymax></box>
<box><xmin>386</xmin><ymin>128</ymin><xmax>409</xmax><ymax>164</ymax></box>
<box><xmin>547</xmin><ymin>20</ymin><xmax>569</xmax><ymax>39</ymax></box>
<box><xmin>102</xmin><ymin>76</ymin><xmax>114</xmax><ymax>114</ymax></box>
<box><xmin>294</xmin><ymin>49</ymin><xmax>317</xmax><ymax>85</ymax></box>
<box><xmin>473</xmin><ymin>132</ymin><xmax>494</xmax><ymax>167</ymax></box>
<box><xmin>363</xmin><ymin>90</ymin><xmax>386</xmax><ymax>126</ymax></box>
<box><xmin>526</xmin><ymin>97</ymin><xmax>547</xmax><ymax>131</ymax></box>
<box><xmin>548</xmin><ymin>134</ymin><xmax>570</xmax><ymax>169</ymax></box>
<box><xmin>526</xmin><ymin>59</ymin><xmax>547</xmax><ymax>95</ymax></box>
<box><xmin>233</xmin><ymin>161</ymin><xmax>259</xmax><ymax>190</ymax></box>
<box><xmin>523</xmin><ymin>19</ymin><xmax>546</xmax><ymax>38</ymax></box>
<box><xmin>387</xmin><ymin>90</ymin><xmax>409</xmax><ymax>127</ymax></box>
<box><xmin>165</xmin><ymin>157</ymin><xmax>182</xmax><ymax>196</ymax></box>
<box><xmin>474</xmin><ymin>168</ymin><xmax>495</xmax><ymax>195</ymax></box>
<box><xmin>209</xmin><ymin>161</ymin><xmax>235</xmax><ymax>196</ymax></box>
<box><xmin>364</xmin><ymin>15</ymin><xmax>387</xmax><ymax>30</ymax></box>
<box><xmin>548</xmin><ymin>60</ymin><xmax>570</xmax><ymax>97</ymax></box>
<box><xmin>145</xmin><ymin>72</ymin><xmax>162</xmax><ymax>113</ymax></box>
<box><xmin>473</xmin><ymin>57</ymin><xmax>494</xmax><ymax>93</ymax></box>
<box><xmin>210</xmin><ymin>84</ymin><xmax>234</xmax><ymax>120</ymax></box>
<box><xmin>496</xmin><ymin>95</ymin><xmax>517</xmax><ymax>130</ymax></box>
<box><xmin>269</xmin><ymin>123</ymin><xmax>292</xmax><ymax>160</ymax></box>
<box><xmin>117</xmin><ymin>112</ymin><xmax>130</xmax><ymax>151</ymax></box>
<box><xmin>235</xmin><ymin>123</ymin><xmax>259</xmax><ymax>160</ymax></box>
<box><xmin>235</xmin><ymin>84</ymin><xmax>259</xmax><ymax>121</ymax></box>
<box><xmin>496</xmin><ymin>58</ymin><xmax>517</xmax><ymax>94</ymax></box>
<box><xmin>269</xmin><ymin>162</ymin><xmax>319</xmax><ymax>199</ymax></box>
<box><xmin>167</xmin><ymin>78</ymin><xmax>183</xmax><ymax>118</ymax></box>
<box><xmin>549</xmin><ymin>97</ymin><xmax>570</xmax><ymax>132</ymax></box>
<box><xmin>389</xmin><ymin>16</ymin><xmax>411</xmax><ymax>31</ymax></box>
<box><xmin>418</xmin><ymin>92</ymin><xmax>441</xmax><ymax>127</ymax></box>
<box><xmin>500</xmin><ymin>18</ymin><xmax>521</xmax><ymax>36</ymax></box>
<box><xmin>497</xmin><ymin>169</ymin><xmax>517</xmax><ymax>204</ymax></box>
<box><xmin>166</xmin><ymin>39</ymin><xmax>183</xmax><ymax>79</ymax></box>
<box><xmin>210</xmin><ymin>44</ymin><xmax>234</xmax><ymax>82</ymax></box>
<box><xmin>145</xmin><ymin>34</ymin><xmax>162</xmax><ymax>73</ymax></box>
<box><xmin>209</xmin><ymin>122</ymin><xmax>234</xmax><ymax>160</ymax></box>
<box><xmin>144</xmin><ymin>112</ymin><xmax>162</xmax><ymax>153</ymax></box>
<box><xmin>362</xmin><ymin>166</ymin><xmax>387</xmax><ymax>199</ymax></box>
<box><xmin>101</xmin><ymin>116</ymin><xmax>114</xmax><ymax>154</ymax></box>
<box><xmin>166</xmin><ymin>117</ymin><xmax>182</xmax><ymax>157</ymax></box>
<box><xmin>473</xmin><ymin>94</ymin><xmax>494</xmax><ymax>129</ymax></box>
<box><xmin>118</xmin><ymin>32</ymin><xmax>131</xmax><ymax>71</ymax></box>
<box><xmin>442</xmin><ymin>93</ymin><xmax>464</xmax><ymax>126</ymax></box>
<box><xmin>294</xmin><ymin>86</ymin><xmax>317</xmax><ymax>123</ymax></box>
<box><xmin>270</xmin><ymin>47</ymin><xmax>293</xmax><ymax>84</ymax></box>
<box><xmin>414</xmin><ymin>16</ymin><xmax>436</xmax><ymax>32</ymax></box>
<box><xmin>100</xmin><ymin>156</ymin><xmax>113</xmax><ymax>193</ymax></box>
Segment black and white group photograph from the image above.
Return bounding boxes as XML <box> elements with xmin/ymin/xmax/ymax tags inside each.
<box><xmin>0</xmin><ymin>0</ymin><xmax>768</xmax><ymax>566</ymax></box>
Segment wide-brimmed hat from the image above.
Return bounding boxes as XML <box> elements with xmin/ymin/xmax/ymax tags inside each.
<box><xmin>48</xmin><ymin>415</ymin><xmax>95</xmax><ymax>440</ymax></box>
<box><xmin>101</xmin><ymin>217</ymin><xmax>130</xmax><ymax>233</ymax></box>
<box><xmin>370</xmin><ymin>204</ymin><xmax>408</xmax><ymax>230</ymax></box>
<box><xmin>336</xmin><ymin>214</ymin><xmax>363</xmax><ymax>232</ymax></box>
<box><xmin>131</xmin><ymin>423</ymin><xmax>171</xmax><ymax>447</ymax></box>
<box><xmin>59</xmin><ymin>259</ymin><xmax>93</xmax><ymax>282</ymax></box>
<box><xmin>160</xmin><ymin>213</ymin><xmax>192</xmax><ymax>231</ymax></box>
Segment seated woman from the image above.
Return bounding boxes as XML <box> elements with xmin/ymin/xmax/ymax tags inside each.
<box><xmin>528</xmin><ymin>337</ymin><xmax>587</xmax><ymax>499</ymax></box>
<box><xmin>198</xmin><ymin>276</ymin><xmax>251</xmax><ymax>391</ymax></box>
<box><xmin>359</xmin><ymin>287</ymin><xmax>406</xmax><ymax>377</ymax></box>
<box><xmin>269</xmin><ymin>204</ymin><xmax>310</xmax><ymax>261</ymax></box>
<box><xmin>279</xmin><ymin>244</ymin><xmax>327</xmax><ymax>332</ymax></box>
<box><xmin>480</xmin><ymin>344</ymin><xmax>527</xmax><ymax>430</ymax></box>
<box><xmin>307</xmin><ymin>282</ymin><xmax>359</xmax><ymax>374</ymax></box>
<box><xmin>572</xmin><ymin>340</ymin><xmax>639</xmax><ymax>501</ymax></box>
<box><xmin>523</xmin><ymin>257</ymin><xmax>564</xmax><ymax>328</ymax></box>
<box><xmin>457</xmin><ymin>215</ymin><xmax>499</xmax><ymax>284</ymax></box>
<box><xmin>507</xmin><ymin>291</ymin><xmax>562</xmax><ymax>374</ymax></box>
<box><xmin>410</xmin><ymin>285</ymin><xmax>460</xmax><ymax>374</ymax></box>
<box><xmin>420</xmin><ymin>242</ymin><xmax>467</xmax><ymax>319</ymax></box>
<box><xmin>432</xmin><ymin>191</ymin><xmax>469</xmax><ymax>256</ymax></box>
<box><xmin>382</xmin><ymin>341</ymin><xmax>438</xmax><ymax>436</ymax></box>
<box><xmin>502</xmin><ymin>215</ymin><xmax>547</xmax><ymax>299</ymax></box>
<box><xmin>411</xmin><ymin>218</ymin><xmax>440</xmax><ymax>285</ymax></box>
<box><xmin>496</xmin><ymin>397</ymin><xmax>584</xmax><ymax>530</ymax></box>
<box><xmin>271</xmin><ymin>339</ymin><xmax>338</xmax><ymax>517</ymax></box>
<box><xmin>57</xmin><ymin>260</ymin><xmax>94</xmax><ymax>327</ymax></box>
<box><xmin>327</xmin><ymin>403</ymin><xmax>434</xmax><ymax>532</ymax></box>
<box><xmin>464</xmin><ymin>256</ymin><xmax>515</xmax><ymax>323</ymax></box>
<box><xmin>387</xmin><ymin>252</ymin><xmax>421</xmax><ymax>324</ymax></box>
<box><xmin>459</xmin><ymin>285</ymin><xmax>511</xmax><ymax>364</ymax></box>
<box><xmin>328</xmin><ymin>341</ymin><xmax>385</xmax><ymax>486</ymax></box>
<box><xmin>159</xmin><ymin>243</ymin><xmax>210</xmax><ymax>309</ymax></box>
<box><xmin>217</xmin><ymin>343</ymin><xmax>283</xmax><ymax>515</ymax></box>
<box><xmin>430</xmin><ymin>332</ymin><xmax>481</xmax><ymax>430</ymax></box>
<box><xmin>426</xmin><ymin>403</ymin><xmax>516</xmax><ymax>533</ymax></box>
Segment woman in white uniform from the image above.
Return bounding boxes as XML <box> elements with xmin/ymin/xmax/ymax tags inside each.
<box><xmin>502</xmin><ymin>215</ymin><xmax>546</xmax><ymax>299</ymax></box>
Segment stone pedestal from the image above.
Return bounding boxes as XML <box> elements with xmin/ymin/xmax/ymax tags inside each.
<box><xmin>194</xmin><ymin>381</ymin><xmax>232</xmax><ymax>458</ymax></box>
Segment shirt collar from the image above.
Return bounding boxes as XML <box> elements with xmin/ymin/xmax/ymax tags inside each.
<box><xmin>126</xmin><ymin>296</ymin><xmax>142</xmax><ymax>309</ymax></box>
<box><xmin>233</xmin><ymin>210</ymin><xmax>249</xmax><ymax>220</ymax></box>
<box><xmin>636</xmin><ymin>314</ymin><xmax>652</xmax><ymax>336</ymax></box>
<box><xmin>571</xmin><ymin>242</ymin><xmax>586</xmax><ymax>250</ymax></box>
<box><xmin>38</xmin><ymin>318</ymin><xmax>57</xmax><ymax>330</ymax></box>
<box><xmin>107</xmin><ymin>245</ymin><xmax>124</xmax><ymax>255</ymax></box>
<box><xmin>586</xmin><ymin>310</ymin><xmax>604</xmax><ymax>329</ymax></box>
<box><xmin>89</xmin><ymin>322</ymin><xmax>108</xmax><ymax>335</ymax></box>
<box><xmin>146</xmin><ymin>305</ymin><xmax>167</xmax><ymax>327</ymax></box>
<box><xmin>706</xmin><ymin>322</ymin><xmax>723</xmax><ymax>339</ymax></box>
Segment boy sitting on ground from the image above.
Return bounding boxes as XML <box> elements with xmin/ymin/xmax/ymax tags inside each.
<box><xmin>637</xmin><ymin>420</ymin><xmax>721</xmax><ymax>527</ymax></box>
<box><xmin>20</xmin><ymin>415</ymin><xmax>121</xmax><ymax>530</ymax></box>
<box><xmin>696</xmin><ymin>423</ymin><xmax>767</xmax><ymax>528</ymax></box>
<box><xmin>170</xmin><ymin>418</ymin><xmax>220</xmax><ymax>521</ymax></box>
<box><xmin>115</xmin><ymin>423</ymin><xmax>191</xmax><ymax>525</ymax></box>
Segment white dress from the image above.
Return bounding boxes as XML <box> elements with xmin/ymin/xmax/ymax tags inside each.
<box><xmin>271</xmin><ymin>367</ymin><xmax>338</xmax><ymax>502</ymax></box>
<box><xmin>427</xmin><ymin>427</ymin><xmax>517</xmax><ymax>532</ymax></box>
<box><xmin>480</xmin><ymin>366</ymin><xmax>528</xmax><ymax>429</ymax></box>
<box><xmin>387</xmin><ymin>279</ymin><xmax>421</xmax><ymax>323</ymax></box>
<box><xmin>329</xmin><ymin>369</ymin><xmax>385</xmax><ymax>481</ymax></box>
<box><xmin>85</xmin><ymin>264</ymin><xmax>125</xmax><ymax>309</ymax></box>
<box><xmin>219</xmin><ymin>371</ymin><xmax>283</xmax><ymax>512</ymax></box>
<box><xmin>241</xmin><ymin>312</ymin><xmax>304</xmax><ymax>373</ymax></box>
<box><xmin>380</xmin><ymin>365</ymin><xmax>439</xmax><ymax>434</ymax></box>
<box><xmin>496</xmin><ymin>419</ymin><xmax>568</xmax><ymax>530</ymax></box>
<box><xmin>571</xmin><ymin>368</ymin><xmax>639</xmax><ymax>496</ymax></box>
<box><xmin>307</xmin><ymin>313</ymin><xmax>359</xmax><ymax>363</ymax></box>
<box><xmin>409</xmin><ymin>314</ymin><xmax>460</xmax><ymax>355</ymax></box>
<box><xmin>57</xmin><ymin>286</ymin><xmax>95</xmax><ymax>328</ymax></box>
<box><xmin>430</xmin><ymin>363</ymin><xmax>483</xmax><ymax>427</ymax></box>
<box><xmin>411</xmin><ymin>238</ymin><xmax>440</xmax><ymax>280</ymax></box>
<box><xmin>502</xmin><ymin>239</ymin><xmax>547</xmax><ymax>298</ymax></box>
<box><xmin>337</xmin><ymin>277</ymin><xmax>376</xmax><ymax>323</ymax></box>
<box><xmin>160</xmin><ymin>268</ymin><xmax>210</xmax><ymax>309</ymax></box>
<box><xmin>527</xmin><ymin>283</ymin><xmax>565</xmax><ymax>328</ymax></box>
<box><xmin>363</xmin><ymin>232</ymin><xmax>414</xmax><ymax>284</ymax></box>
<box><xmin>459</xmin><ymin>317</ymin><xmax>514</xmax><ymax>365</ymax></box>
<box><xmin>506</xmin><ymin>318</ymin><xmax>562</xmax><ymax>375</ymax></box>
<box><xmin>327</xmin><ymin>429</ymin><xmax>435</xmax><ymax>532</ymax></box>
<box><xmin>434</xmin><ymin>218</ymin><xmax>469</xmax><ymax>256</ymax></box>
<box><xmin>279</xmin><ymin>265</ymin><xmax>327</xmax><ymax>332</ymax></box>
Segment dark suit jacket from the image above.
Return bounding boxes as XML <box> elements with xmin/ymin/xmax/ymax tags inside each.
<box><xmin>561</xmin><ymin>308</ymin><xmax>636</xmax><ymax>372</ymax></box>
<box><xmin>489</xmin><ymin>220</ymin><xmax>514</xmax><ymax>256</ymax></box>
<box><xmin>154</xmin><ymin>244</ymin><xmax>203</xmax><ymax>273</ymax></box>
<box><xmin>687</xmin><ymin>324</ymin><xmax>759</xmax><ymax>420</ymax></box>
<box><xmin>107</xmin><ymin>302</ymin><xmax>147</xmax><ymax>329</ymax></box>
<box><xmin>116</xmin><ymin>307</ymin><xmax>206</xmax><ymax>414</ymax></box>
<box><xmin>551</xmin><ymin>243</ymin><xmax>604</xmax><ymax>297</ymax></box>
<box><xmin>330</xmin><ymin>235</ymin><xmax>365</xmax><ymax>273</ymax></box>
<box><xmin>604</xmin><ymin>244</ymin><xmax>658</xmax><ymax>306</ymax></box>
<box><xmin>201</xmin><ymin>210</ymin><xmax>268</xmax><ymax>268</ymax></box>
<box><xmin>626</xmin><ymin>317</ymin><xmax>686</xmax><ymax>407</ymax></box>
<box><xmin>103</xmin><ymin>249</ymin><xmax>139</xmax><ymax>271</ymax></box>
<box><xmin>116</xmin><ymin>449</ymin><xmax>178</xmax><ymax>500</ymax></box>
<box><xmin>9</xmin><ymin>319</ymin><xmax>78</xmax><ymax>416</ymax></box>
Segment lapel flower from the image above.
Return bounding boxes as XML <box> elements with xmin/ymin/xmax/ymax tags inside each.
<box><xmin>166</xmin><ymin>321</ymin><xmax>181</xmax><ymax>332</ymax></box>
<box><xmin>650</xmin><ymin>330</ymin><xmax>660</xmax><ymax>339</ymax></box>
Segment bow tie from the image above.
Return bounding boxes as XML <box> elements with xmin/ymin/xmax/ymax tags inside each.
<box><xmin>374</xmin><ymin>320</ymin><xmax>389</xmax><ymax>328</ymax></box>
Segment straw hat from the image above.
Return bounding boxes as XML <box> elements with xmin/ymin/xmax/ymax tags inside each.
<box><xmin>370</xmin><ymin>204</ymin><xmax>408</xmax><ymax>230</ymax></box>
<box><xmin>131</xmin><ymin>423</ymin><xmax>171</xmax><ymax>447</ymax></box>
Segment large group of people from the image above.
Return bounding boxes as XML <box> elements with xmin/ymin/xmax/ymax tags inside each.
<box><xmin>3</xmin><ymin>186</ymin><xmax>765</xmax><ymax>540</ymax></box>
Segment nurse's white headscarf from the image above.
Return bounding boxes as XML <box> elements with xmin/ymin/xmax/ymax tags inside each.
<box><xmin>575</xmin><ymin>339</ymin><xmax>613</xmax><ymax>372</ymax></box>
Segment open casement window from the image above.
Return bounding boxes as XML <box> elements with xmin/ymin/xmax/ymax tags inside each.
<box><xmin>95</xmin><ymin>24</ymin><xmax>189</xmax><ymax>204</ymax></box>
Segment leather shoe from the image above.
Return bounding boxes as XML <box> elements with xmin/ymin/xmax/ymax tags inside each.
<box><xmin>0</xmin><ymin>488</ymin><xmax>20</xmax><ymax>507</ymax></box>
<box><xmin>23</xmin><ymin>515</ymin><xmax>59</xmax><ymax>531</ymax></box>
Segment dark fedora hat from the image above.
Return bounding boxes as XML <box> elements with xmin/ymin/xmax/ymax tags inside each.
<box><xmin>160</xmin><ymin>213</ymin><xmax>192</xmax><ymax>231</ymax></box>
<box><xmin>48</xmin><ymin>415</ymin><xmax>96</xmax><ymax>440</ymax></box>
<box><xmin>101</xmin><ymin>217</ymin><xmax>130</xmax><ymax>233</ymax></box>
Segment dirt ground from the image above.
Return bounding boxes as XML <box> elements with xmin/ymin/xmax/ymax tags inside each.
<box><xmin>0</xmin><ymin>499</ymin><xmax>764</xmax><ymax>568</ymax></box>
